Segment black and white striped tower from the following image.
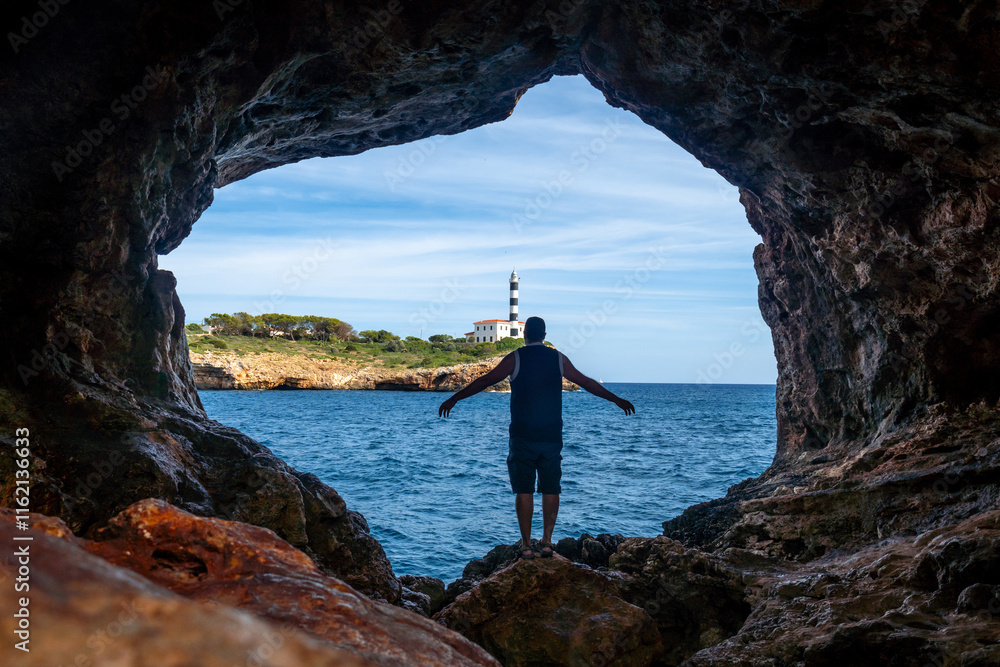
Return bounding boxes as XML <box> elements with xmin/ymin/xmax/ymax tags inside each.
<box><xmin>509</xmin><ymin>268</ymin><xmax>520</xmax><ymax>337</ymax></box>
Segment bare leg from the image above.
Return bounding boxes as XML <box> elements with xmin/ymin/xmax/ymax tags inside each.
<box><xmin>515</xmin><ymin>493</ymin><xmax>533</xmax><ymax>549</ymax></box>
<box><xmin>541</xmin><ymin>494</ymin><xmax>559</xmax><ymax>545</ymax></box>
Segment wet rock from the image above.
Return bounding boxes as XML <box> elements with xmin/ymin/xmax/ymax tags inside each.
<box><xmin>435</xmin><ymin>556</ymin><xmax>662</xmax><ymax>666</ymax></box>
<box><xmin>399</xmin><ymin>574</ymin><xmax>448</xmax><ymax>616</ymax></box>
<box><xmin>399</xmin><ymin>588</ymin><xmax>432</xmax><ymax>617</ymax></box>
<box><xmin>554</xmin><ymin>532</ymin><xmax>626</xmax><ymax>568</ymax></box>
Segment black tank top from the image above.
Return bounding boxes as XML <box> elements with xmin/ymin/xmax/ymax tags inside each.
<box><xmin>509</xmin><ymin>343</ymin><xmax>564</xmax><ymax>443</ymax></box>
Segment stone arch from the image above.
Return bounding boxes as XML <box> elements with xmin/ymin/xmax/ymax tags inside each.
<box><xmin>2</xmin><ymin>0</ymin><xmax>999</xmax><ymax>601</ymax></box>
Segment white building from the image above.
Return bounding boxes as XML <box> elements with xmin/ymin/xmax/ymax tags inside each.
<box><xmin>468</xmin><ymin>270</ymin><xmax>525</xmax><ymax>343</ymax></box>
<box><xmin>470</xmin><ymin>319</ymin><xmax>525</xmax><ymax>343</ymax></box>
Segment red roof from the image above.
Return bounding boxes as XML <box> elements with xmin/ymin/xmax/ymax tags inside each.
<box><xmin>474</xmin><ymin>319</ymin><xmax>526</xmax><ymax>324</ymax></box>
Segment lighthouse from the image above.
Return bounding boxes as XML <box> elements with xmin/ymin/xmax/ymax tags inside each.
<box><xmin>468</xmin><ymin>271</ymin><xmax>525</xmax><ymax>343</ymax></box>
<box><xmin>509</xmin><ymin>269</ymin><xmax>520</xmax><ymax>337</ymax></box>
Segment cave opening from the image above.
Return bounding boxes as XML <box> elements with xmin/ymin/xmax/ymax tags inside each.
<box><xmin>159</xmin><ymin>74</ymin><xmax>777</xmax><ymax>580</ymax></box>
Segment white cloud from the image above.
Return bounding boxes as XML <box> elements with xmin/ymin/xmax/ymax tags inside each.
<box><xmin>160</xmin><ymin>75</ymin><xmax>775</xmax><ymax>383</ymax></box>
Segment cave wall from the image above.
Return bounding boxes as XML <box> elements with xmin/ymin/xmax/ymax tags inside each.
<box><xmin>1</xmin><ymin>0</ymin><xmax>999</xmax><ymax>593</ymax></box>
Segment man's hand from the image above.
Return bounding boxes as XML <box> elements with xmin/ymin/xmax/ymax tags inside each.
<box><xmin>615</xmin><ymin>398</ymin><xmax>635</xmax><ymax>415</ymax></box>
<box><xmin>439</xmin><ymin>397</ymin><xmax>457</xmax><ymax>417</ymax></box>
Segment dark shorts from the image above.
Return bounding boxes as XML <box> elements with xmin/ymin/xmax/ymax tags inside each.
<box><xmin>506</xmin><ymin>436</ymin><xmax>562</xmax><ymax>495</ymax></box>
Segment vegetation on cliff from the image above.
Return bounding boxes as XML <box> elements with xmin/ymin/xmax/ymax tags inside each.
<box><xmin>187</xmin><ymin>313</ymin><xmax>527</xmax><ymax>370</ymax></box>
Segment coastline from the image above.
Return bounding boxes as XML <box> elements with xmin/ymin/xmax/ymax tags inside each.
<box><xmin>190</xmin><ymin>351</ymin><xmax>579</xmax><ymax>392</ymax></box>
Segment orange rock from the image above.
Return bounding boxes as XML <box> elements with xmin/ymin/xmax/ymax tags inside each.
<box><xmin>86</xmin><ymin>498</ymin><xmax>499</xmax><ymax>666</ymax></box>
<box><xmin>0</xmin><ymin>507</ymin><xmax>371</xmax><ymax>667</ymax></box>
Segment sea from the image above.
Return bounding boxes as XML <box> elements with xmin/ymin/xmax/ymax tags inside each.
<box><xmin>199</xmin><ymin>383</ymin><xmax>776</xmax><ymax>583</ymax></box>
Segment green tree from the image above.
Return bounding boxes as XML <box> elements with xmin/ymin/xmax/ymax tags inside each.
<box><xmin>231</xmin><ymin>312</ymin><xmax>257</xmax><ymax>337</ymax></box>
<box><xmin>262</xmin><ymin>313</ymin><xmax>298</xmax><ymax>338</ymax></box>
<box><xmin>428</xmin><ymin>334</ymin><xmax>450</xmax><ymax>343</ymax></box>
<box><xmin>204</xmin><ymin>313</ymin><xmax>239</xmax><ymax>336</ymax></box>
<box><xmin>359</xmin><ymin>329</ymin><xmax>399</xmax><ymax>344</ymax></box>
<box><xmin>334</xmin><ymin>321</ymin><xmax>356</xmax><ymax>341</ymax></box>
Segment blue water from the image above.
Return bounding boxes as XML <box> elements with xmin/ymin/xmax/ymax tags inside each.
<box><xmin>199</xmin><ymin>383</ymin><xmax>776</xmax><ymax>582</ymax></box>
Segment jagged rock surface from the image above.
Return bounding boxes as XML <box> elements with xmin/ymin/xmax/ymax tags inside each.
<box><xmin>434</xmin><ymin>556</ymin><xmax>663</xmax><ymax>667</ymax></box>
<box><xmin>683</xmin><ymin>511</ymin><xmax>1000</xmax><ymax>666</ymax></box>
<box><xmin>84</xmin><ymin>499</ymin><xmax>499</xmax><ymax>666</ymax></box>
<box><xmin>0</xmin><ymin>508</ymin><xmax>373</xmax><ymax>667</ymax></box>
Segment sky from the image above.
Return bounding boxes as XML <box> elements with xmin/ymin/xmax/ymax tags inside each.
<box><xmin>159</xmin><ymin>75</ymin><xmax>776</xmax><ymax>384</ymax></box>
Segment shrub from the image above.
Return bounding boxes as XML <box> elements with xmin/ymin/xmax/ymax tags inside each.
<box><xmin>383</xmin><ymin>339</ymin><xmax>406</xmax><ymax>353</ymax></box>
<box><xmin>209</xmin><ymin>338</ymin><xmax>228</xmax><ymax>349</ymax></box>
<box><xmin>496</xmin><ymin>337</ymin><xmax>525</xmax><ymax>352</ymax></box>
<box><xmin>344</xmin><ymin>344</ymin><xmax>358</xmax><ymax>352</ymax></box>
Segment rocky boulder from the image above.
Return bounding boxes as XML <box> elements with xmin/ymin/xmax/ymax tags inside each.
<box><xmin>607</xmin><ymin>536</ymin><xmax>753</xmax><ymax>665</ymax></box>
<box><xmin>84</xmin><ymin>499</ymin><xmax>499</xmax><ymax>666</ymax></box>
<box><xmin>0</xmin><ymin>507</ymin><xmax>371</xmax><ymax>667</ymax></box>
<box><xmin>435</xmin><ymin>555</ymin><xmax>662</xmax><ymax>666</ymax></box>
<box><xmin>399</xmin><ymin>574</ymin><xmax>448</xmax><ymax>617</ymax></box>
<box><xmin>683</xmin><ymin>511</ymin><xmax>1000</xmax><ymax>665</ymax></box>
<box><xmin>441</xmin><ymin>533</ymin><xmax>627</xmax><ymax>608</ymax></box>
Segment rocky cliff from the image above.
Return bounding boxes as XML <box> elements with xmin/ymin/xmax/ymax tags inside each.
<box><xmin>190</xmin><ymin>352</ymin><xmax>579</xmax><ymax>392</ymax></box>
<box><xmin>2</xmin><ymin>0</ymin><xmax>1000</xmax><ymax>665</ymax></box>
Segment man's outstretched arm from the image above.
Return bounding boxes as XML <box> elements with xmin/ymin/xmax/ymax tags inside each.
<box><xmin>561</xmin><ymin>354</ymin><xmax>635</xmax><ymax>415</ymax></box>
<box><xmin>438</xmin><ymin>353</ymin><xmax>516</xmax><ymax>417</ymax></box>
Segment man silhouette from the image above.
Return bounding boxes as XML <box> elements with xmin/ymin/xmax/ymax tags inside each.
<box><xmin>438</xmin><ymin>316</ymin><xmax>635</xmax><ymax>559</ymax></box>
